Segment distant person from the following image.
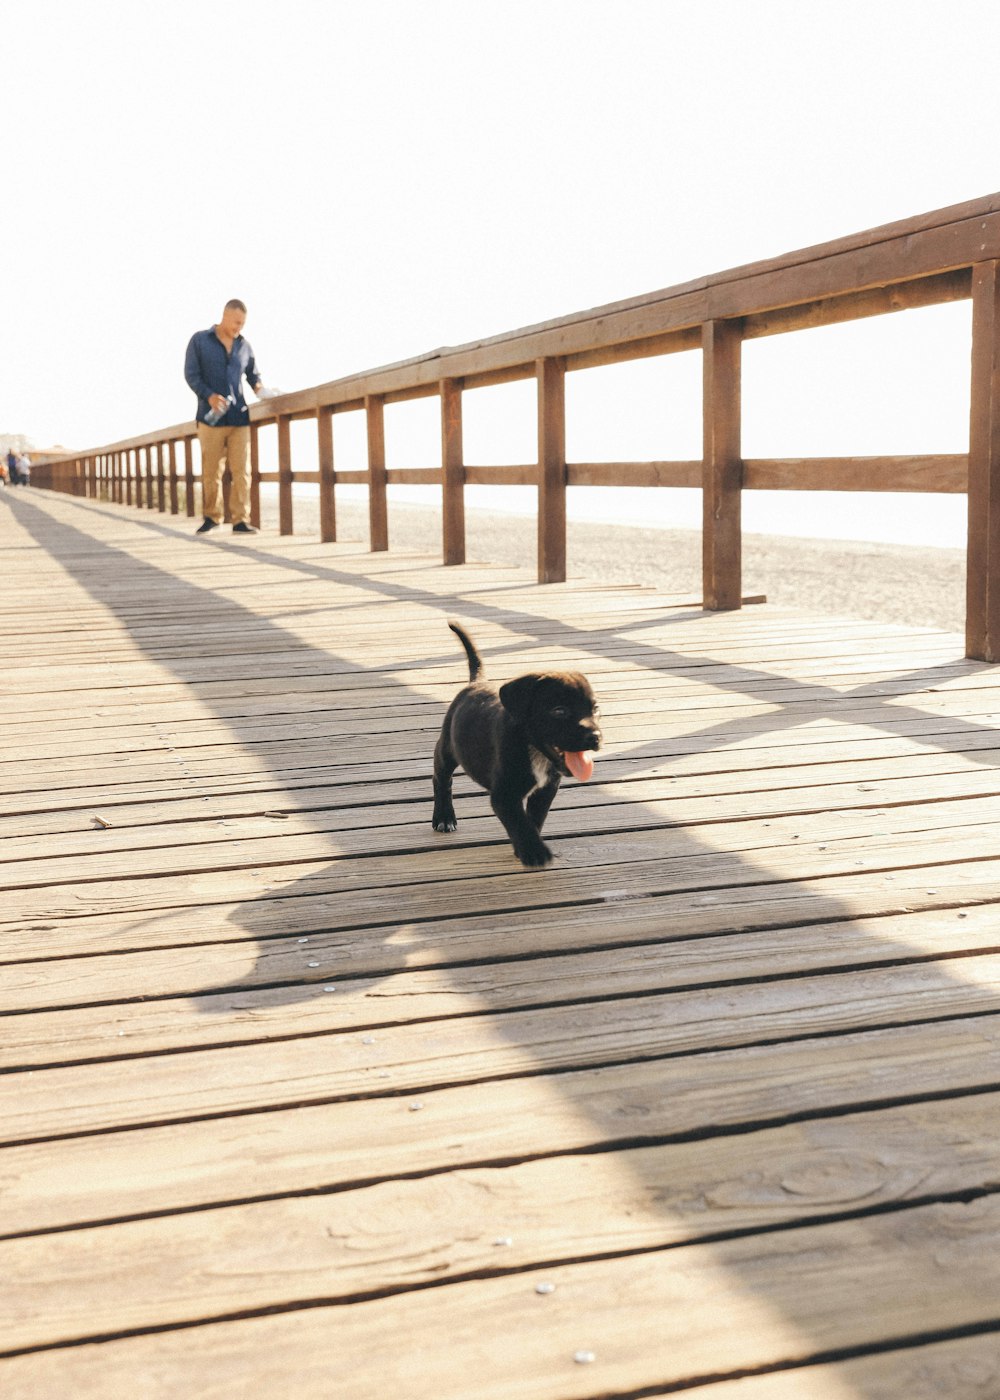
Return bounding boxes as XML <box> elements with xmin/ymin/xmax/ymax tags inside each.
<box><xmin>16</xmin><ymin>453</ymin><xmax>30</xmax><ymax>486</ymax></box>
<box><xmin>5</xmin><ymin>449</ymin><xmax>18</xmax><ymax>485</ymax></box>
<box><xmin>184</xmin><ymin>299</ymin><xmax>264</xmax><ymax>534</ymax></box>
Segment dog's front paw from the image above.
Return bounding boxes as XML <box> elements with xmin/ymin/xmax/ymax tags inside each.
<box><xmin>432</xmin><ymin>806</ymin><xmax>458</xmax><ymax>833</ymax></box>
<box><xmin>516</xmin><ymin>839</ymin><xmax>553</xmax><ymax>869</ymax></box>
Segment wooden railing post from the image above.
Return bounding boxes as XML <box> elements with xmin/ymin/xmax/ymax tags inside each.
<box><xmin>537</xmin><ymin>356</ymin><xmax>567</xmax><ymax>583</ymax></box>
<box><xmin>277</xmin><ymin>414</ymin><xmax>294</xmax><ymax>534</ymax></box>
<box><xmin>366</xmin><ymin>394</ymin><xmax>388</xmax><ymax>552</ymax></box>
<box><xmin>155</xmin><ymin>442</ymin><xmax>166</xmax><ymax>512</ymax></box>
<box><xmin>317</xmin><ymin>406</ymin><xmax>336</xmax><ymax>542</ymax></box>
<box><xmin>184</xmin><ymin>438</ymin><xmax>195</xmax><ymax>517</ymax></box>
<box><xmin>440</xmin><ymin>378</ymin><xmax>465</xmax><ymax>565</ymax></box>
<box><xmin>702</xmin><ymin>318</ymin><xmax>743</xmax><ymax>611</ymax></box>
<box><xmin>168</xmin><ymin>441</ymin><xmax>179</xmax><ymax>515</ymax></box>
<box><xmin>136</xmin><ymin>447</ymin><xmax>146</xmax><ymax>509</ymax></box>
<box><xmin>967</xmin><ymin>260</ymin><xmax>1000</xmax><ymax>660</ymax></box>
<box><xmin>249</xmin><ymin>424</ymin><xmax>261</xmax><ymax>529</ymax></box>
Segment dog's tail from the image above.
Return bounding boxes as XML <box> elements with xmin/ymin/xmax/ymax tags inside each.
<box><xmin>448</xmin><ymin>620</ymin><xmax>484</xmax><ymax>682</ymax></box>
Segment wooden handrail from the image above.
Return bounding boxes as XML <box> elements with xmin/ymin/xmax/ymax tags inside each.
<box><xmin>28</xmin><ymin>191</ymin><xmax>1000</xmax><ymax>659</ymax></box>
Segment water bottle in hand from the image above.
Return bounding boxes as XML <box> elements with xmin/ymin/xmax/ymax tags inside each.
<box><xmin>205</xmin><ymin>395</ymin><xmax>232</xmax><ymax>426</ymax></box>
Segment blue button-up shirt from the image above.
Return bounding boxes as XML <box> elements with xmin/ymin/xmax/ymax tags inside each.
<box><xmin>184</xmin><ymin>328</ymin><xmax>261</xmax><ymax>426</ymax></box>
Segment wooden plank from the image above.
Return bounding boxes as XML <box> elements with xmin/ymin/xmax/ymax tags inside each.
<box><xmin>1</xmin><ymin>739</ymin><xmax>996</xmax><ymax>845</ymax></box>
<box><xmin>3</xmin><ymin>1012</ymin><xmax>999</xmax><ymax>1238</ymax></box>
<box><xmin>5</xmin><ymin>952</ymin><xmax>1000</xmax><ymax>1141</ymax></box>
<box><xmin>366</xmin><ymin>394</ymin><xmax>388</xmax><ymax>551</ymax></box>
<box><xmin>967</xmin><ymin>260</ymin><xmax>1000</xmax><ymax>660</ymax></box>
<box><xmin>6</xmin><ymin>1195</ymin><xmax>1000</xmax><ymax>1397</ymax></box>
<box><xmin>689</xmin><ymin>1334</ymin><xmax>1000</xmax><ymax>1398</ymax></box>
<box><xmin>440</xmin><ymin>377</ymin><xmax>465</xmax><ymax>565</ymax></box>
<box><xmin>11</xmin><ymin>750</ymin><xmax>1000</xmax><ymax>867</ymax></box>
<box><xmin>536</xmin><ymin>357</ymin><xmax>567</xmax><ymax>583</ymax></box>
<box><xmin>566</xmin><ymin>460</ymin><xmax>702</xmax><ymax>487</ymax></box>
<box><xmin>702</xmin><ymin>318</ymin><xmax>742</xmax><ymax>610</ymax></box>
<box><xmin>7</xmin><ymin>896</ymin><xmax>1000</xmax><ymax>1057</ymax></box>
<box><xmin>9</xmin><ymin>771</ymin><xmax>1000</xmax><ymax>892</ymax></box>
<box><xmin>742</xmin><ymin>266</ymin><xmax>972</xmax><ymax>340</ymax></box>
<box><xmin>3</xmin><ymin>1092</ymin><xmax>997</xmax><ymax>1356</ymax></box>
<box><xmin>744</xmin><ymin>454</ymin><xmax>967</xmax><ymax>492</ymax></box>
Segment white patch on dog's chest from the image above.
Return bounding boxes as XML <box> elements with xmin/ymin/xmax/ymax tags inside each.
<box><xmin>528</xmin><ymin>747</ymin><xmax>553</xmax><ymax>794</ymax></box>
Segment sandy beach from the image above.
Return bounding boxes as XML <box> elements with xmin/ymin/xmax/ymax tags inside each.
<box><xmin>262</xmin><ymin>493</ymin><xmax>967</xmax><ymax>637</ymax></box>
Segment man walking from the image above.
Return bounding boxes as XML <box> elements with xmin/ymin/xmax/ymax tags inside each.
<box><xmin>184</xmin><ymin>300</ymin><xmax>263</xmax><ymax>534</ymax></box>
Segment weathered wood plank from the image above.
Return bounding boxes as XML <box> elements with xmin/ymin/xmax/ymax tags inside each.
<box><xmin>6</xmin><ymin>898</ymin><xmax>1000</xmax><ymax>1058</ymax></box>
<box><xmin>4</xmin><ymin>953</ymin><xmax>1000</xmax><ymax>1141</ymax></box>
<box><xmin>6</xmin><ymin>1195</ymin><xmax>1000</xmax><ymax>1397</ymax></box>
<box><xmin>689</xmin><ymin>1334</ymin><xmax>1000</xmax><ymax>1398</ymax></box>
<box><xmin>3</xmin><ymin>1013</ymin><xmax>999</xmax><ymax>1238</ymax></box>
<box><xmin>3</xmin><ymin>1093</ymin><xmax>997</xmax><ymax>1355</ymax></box>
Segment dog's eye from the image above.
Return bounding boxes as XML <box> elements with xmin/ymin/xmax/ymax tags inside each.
<box><xmin>550</xmin><ymin>706</ymin><xmax>569</xmax><ymax>718</ymax></box>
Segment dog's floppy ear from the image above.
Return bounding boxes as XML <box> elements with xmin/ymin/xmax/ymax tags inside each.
<box><xmin>499</xmin><ymin>674</ymin><xmax>541</xmax><ymax>721</ymax></box>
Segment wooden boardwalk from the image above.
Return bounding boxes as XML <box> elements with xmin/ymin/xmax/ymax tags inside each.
<box><xmin>4</xmin><ymin>488</ymin><xmax>1000</xmax><ymax>1397</ymax></box>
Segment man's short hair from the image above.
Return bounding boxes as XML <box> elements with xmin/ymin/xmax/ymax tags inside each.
<box><xmin>224</xmin><ymin>299</ymin><xmax>247</xmax><ymax>314</ymax></box>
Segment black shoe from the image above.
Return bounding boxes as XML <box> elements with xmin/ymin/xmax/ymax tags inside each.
<box><xmin>196</xmin><ymin>518</ymin><xmax>219</xmax><ymax>534</ymax></box>
<box><xmin>232</xmin><ymin>521</ymin><xmax>258</xmax><ymax>534</ymax></box>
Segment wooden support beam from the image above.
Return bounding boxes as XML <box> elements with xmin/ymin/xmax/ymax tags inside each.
<box><xmin>168</xmin><ymin>441</ymin><xmax>179</xmax><ymax>515</ymax></box>
<box><xmin>277</xmin><ymin>415</ymin><xmax>293</xmax><ymax>535</ymax></box>
<box><xmin>156</xmin><ymin>443</ymin><xmax>166</xmax><ymax>512</ymax></box>
<box><xmin>184</xmin><ymin>439</ymin><xmax>195</xmax><ymax>518</ymax></box>
<box><xmin>366</xmin><ymin>395</ymin><xmax>389</xmax><ymax>552</ymax></box>
<box><xmin>537</xmin><ymin>356</ymin><xmax>567</xmax><ymax>583</ymax></box>
<box><xmin>249</xmin><ymin>425</ymin><xmax>261</xmax><ymax>529</ymax></box>
<box><xmin>967</xmin><ymin>261</ymin><xmax>1000</xmax><ymax>660</ymax></box>
<box><xmin>440</xmin><ymin>378</ymin><xmax>465</xmax><ymax>565</ymax></box>
<box><xmin>702</xmin><ymin>319</ymin><xmax>743</xmax><ymax>611</ymax></box>
<box><xmin>317</xmin><ymin>406</ymin><xmax>336</xmax><ymax>542</ymax></box>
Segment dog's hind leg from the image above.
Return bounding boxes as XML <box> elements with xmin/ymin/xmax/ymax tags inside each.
<box><xmin>432</xmin><ymin>734</ymin><xmax>459</xmax><ymax>832</ymax></box>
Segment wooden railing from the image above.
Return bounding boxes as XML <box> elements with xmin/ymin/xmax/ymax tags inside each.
<box><xmin>30</xmin><ymin>191</ymin><xmax>1000</xmax><ymax>660</ymax></box>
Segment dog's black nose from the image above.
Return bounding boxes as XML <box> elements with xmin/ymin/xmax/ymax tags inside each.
<box><xmin>580</xmin><ymin>722</ymin><xmax>602</xmax><ymax>749</ymax></box>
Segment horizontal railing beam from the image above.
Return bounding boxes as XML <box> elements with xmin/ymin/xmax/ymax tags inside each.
<box><xmin>743</xmin><ymin>455</ymin><xmax>968</xmax><ymax>492</ymax></box>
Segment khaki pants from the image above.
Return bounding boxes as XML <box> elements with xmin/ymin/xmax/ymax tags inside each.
<box><xmin>197</xmin><ymin>423</ymin><xmax>251</xmax><ymax>525</ymax></box>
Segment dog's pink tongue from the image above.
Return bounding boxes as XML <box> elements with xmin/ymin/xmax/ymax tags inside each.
<box><xmin>564</xmin><ymin>750</ymin><xmax>595</xmax><ymax>782</ymax></box>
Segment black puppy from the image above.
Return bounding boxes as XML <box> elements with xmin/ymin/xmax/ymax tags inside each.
<box><xmin>432</xmin><ymin>621</ymin><xmax>602</xmax><ymax>867</ymax></box>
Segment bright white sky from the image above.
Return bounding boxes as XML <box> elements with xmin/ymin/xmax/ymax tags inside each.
<box><xmin>5</xmin><ymin>0</ymin><xmax>1000</xmax><ymax>544</ymax></box>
